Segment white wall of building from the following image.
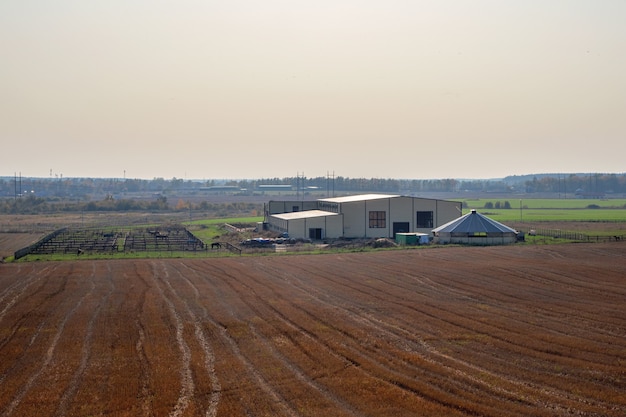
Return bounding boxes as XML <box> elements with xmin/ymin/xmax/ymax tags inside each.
<box><xmin>267</xmin><ymin>195</ymin><xmax>461</xmax><ymax>240</ymax></box>
<box><xmin>285</xmin><ymin>214</ymin><xmax>344</xmax><ymax>239</ymax></box>
<box><xmin>340</xmin><ymin>196</ymin><xmax>461</xmax><ymax>238</ymax></box>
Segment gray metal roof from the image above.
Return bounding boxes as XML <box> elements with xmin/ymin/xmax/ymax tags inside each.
<box><xmin>432</xmin><ymin>210</ymin><xmax>517</xmax><ymax>234</ymax></box>
<box><xmin>318</xmin><ymin>194</ymin><xmax>400</xmax><ymax>204</ymax></box>
<box><xmin>271</xmin><ymin>210</ymin><xmax>339</xmax><ymax>221</ymax></box>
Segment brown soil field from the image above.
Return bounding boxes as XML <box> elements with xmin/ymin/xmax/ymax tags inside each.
<box><xmin>0</xmin><ymin>233</ymin><xmax>44</xmax><ymax>260</ymax></box>
<box><xmin>1</xmin><ymin>244</ymin><xmax>625</xmax><ymax>416</ymax></box>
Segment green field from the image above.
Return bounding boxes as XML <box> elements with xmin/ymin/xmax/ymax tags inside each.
<box><xmin>462</xmin><ymin>198</ymin><xmax>626</xmax><ymax>223</ymax></box>
<box><xmin>187</xmin><ymin>216</ymin><xmax>263</xmax><ymax>243</ymax></box>
<box><xmin>463</xmin><ymin>198</ymin><xmax>626</xmax><ymax>209</ymax></box>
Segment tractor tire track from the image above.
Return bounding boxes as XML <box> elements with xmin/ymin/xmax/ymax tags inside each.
<box><xmin>176</xmin><ymin>262</ymin><xmax>300</xmax><ymax>417</ymax></box>
<box><xmin>218</xmin><ymin>264</ymin><xmax>507</xmax><ymax>417</ymax></box>
<box><xmin>164</xmin><ymin>261</ymin><xmax>221</xmax><ymax>417</ymax></box>
<box><xmin>247</xmin><ymin>322</ymin><xmax>370</xmax><ymax>417</ymax></box>
<box><xmin>372</xmin><ymin>260</ymin><xmax>625</xmax><ymax>358</ymax></box>
<box><xmin>1</xmin><ymin>263</ymin><xmax>96</xmax><ymax>417</ymax></box>
<box><xmin>149</xmin><ymin>261</ymin><xmax>194</xmax><ymax>417</ymax></box>
<box><xmin>239</xmin><ymin>258</ymin><xmax>617</xmax><ymax>416</ymax></box>
<box><xmin>296</xmin><ymin>263</ymin><xmax>621</xmax><ymax>415</ymax></box>
<box><xmin>133</xmin><ymin>263</ymin><xmax>156</xmax><ymax>417</ymax></box>
<box><xmin>0</xmin><ymin>264</ymin><xmax>72</xmax><ymax>387</ymax></box>
<box><xmin>2</xmin><ymin>245</ymin><xmax>624</xmax><ymax>417</ymax></box>
<box><xmin>54</xmin><ymin>262</ymin><xmax>115</xmax><ymax>417</ymax></box>
<box><xmin>0</xmin><ymin>264</ymin><xmax>57</xmax><ymax>327</ymax></box>
<box><xmin>0</xmin><ymin>264</ymin><xmax>38</xmax><ymax>306</ymax></box>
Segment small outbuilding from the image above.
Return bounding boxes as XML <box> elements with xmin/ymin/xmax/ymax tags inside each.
<box><xmin>432</xmin><ymin>209</ymin><xmax>518</xmax><ymax>245</ymax></box>
<box><xmin>270</xmin><ymin>210</ymin><xmax>342</xmax><ymax>240</ymax></box>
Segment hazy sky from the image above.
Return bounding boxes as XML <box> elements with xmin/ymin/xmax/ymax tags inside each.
<box><xmin>2</xmin><ymin>1</ymin><xmax>625</xmax><ymax>180</ymax></box>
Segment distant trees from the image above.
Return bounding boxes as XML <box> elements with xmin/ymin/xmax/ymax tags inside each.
<box><xmin>0</xmin><ymin>195</ymin><xmax>49</xmax><ymax>214</ymax></box>
<box><xmin>0</xmin><ymin>191</ymin><xmax>267</xmax><ymax>216</ymax></box>
<box><xmin>523</xmin><ymin>173</ymin><xmax>626</xmax><ymax>195</ymax></box>
<box><xmin>2</xmin><ymin>173</ymin><xmax>625</xmax><ymax>199</ymax></box>
<box><xmin>2</xmin><ymin>173</ymin><xmax>626</xmax><ymax>215</ymax></box>
<box><xmin>484</xmin><ymin>201</ymin><xmax>512</xmax><ymax>210</ymax></box>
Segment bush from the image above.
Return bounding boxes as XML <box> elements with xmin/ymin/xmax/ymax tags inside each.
<box><xmin>484</xmin><ymin>202</ymin><xmax>494</xmax><ymax>209</ymax></box>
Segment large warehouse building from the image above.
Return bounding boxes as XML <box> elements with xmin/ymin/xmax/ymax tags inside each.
<box><xmin>265</xmin><ymin>194</ymin><xmax>461</xmax><ymax>240</ymax></box>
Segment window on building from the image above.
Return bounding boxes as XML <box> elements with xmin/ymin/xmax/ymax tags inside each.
<box><xmin>369</xmin><ymin>211</ymin><xmax>386</xmax><ymax>228</ymax></box>
<box><xmin>318</xmin><ymin>202</ymin><xmax>339</xmax><ymax>213</ymax></box>
<box><xmin>416</xmin><ymin>211</ymin><xmax>434</xmax><ymax>228</ymax></box>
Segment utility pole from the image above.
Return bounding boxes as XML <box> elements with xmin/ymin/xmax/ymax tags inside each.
<box><xmin>326</xmin><ymin>171</ymin><xmax>335</xmax><ymax>197</ymax></box>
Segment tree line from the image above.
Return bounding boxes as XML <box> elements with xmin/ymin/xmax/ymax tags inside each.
<box><xmin>0</xmin><ymin>175</ymin><xmax>517</xmax><ymax>197</ymax></box>
<box><xmin>1</xmin><ymin>173</ymin><xmax>624</xmax><ymax>214</ymax></box>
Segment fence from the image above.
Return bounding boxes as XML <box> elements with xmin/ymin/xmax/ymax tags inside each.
<box><xmin>525</xmin><ymin>228</ymin><xmax>624</xmax><ymax>243</ymax></box>
<box><xmin>211</xmin><ymin>241</ymin><xmax>242</xmax><ymax>255</ymax></box>
<box><xmin>14</xmin><ymin>228</ymin><xmax>68</xmax><ymax>259</ymax></box>
<box><xmin>14</xmin><ymin>226</ymin><xmax>208</xmax><ymax>258</ymax></box>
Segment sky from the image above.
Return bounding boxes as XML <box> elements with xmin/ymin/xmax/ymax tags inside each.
<box><xmin>1</xmin><ymin>1</ymin><xmax>625</xmax><ymax>180</ymax></box>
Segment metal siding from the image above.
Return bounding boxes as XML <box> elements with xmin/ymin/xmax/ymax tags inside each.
<box><xmin>268</xmin><ymin>200</ymin><xmax>319</xmax><ymax>214</ymax></box>
<box><xmin>390</xmin><ymin>197</ymin><xmax>414</xmax><ymax>236</ymax></box>
<box><xmin>436</xmin><ymin>200</ymin><xmax>463</xmax><ymax>226</ymax></box>
<box><xmin>326</xmin><ymin>214</ymin><xmax>343</xmax><ymax>238</ymax></box>
<box><xmin>341</xmin><ymin>201</ymin><xmax>365</xmax><ymax>238</ymax></box>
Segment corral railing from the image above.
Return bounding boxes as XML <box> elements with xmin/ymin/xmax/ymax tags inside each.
<box><xmin>222</xmin><ymin>242</ymin><xmax>242</xmax><ymax>255</ymax></box>
<box><xmin>14</xmin><ymin>228</ymin><xmax>68</xmax><ymax>259</ymax></box>
<box><xmin>524</xmin><ymin>228</ymin><xmax>624</xmax><ymax>243</ymax></box>
<box><xmin>14</xmin><ymin>226</ymin><xmax>208</xmax><ymax>258</ymax></box>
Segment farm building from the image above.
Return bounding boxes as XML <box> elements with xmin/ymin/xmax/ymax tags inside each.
<box><xmin>432</xmin><ymin>209</ymin><xmax>519</xmax><ymax>245</ymax></box>
<box><xmin>266</xmin><ymin>194</ymin><xmax>461</xmax><ymax>240</ymax></box>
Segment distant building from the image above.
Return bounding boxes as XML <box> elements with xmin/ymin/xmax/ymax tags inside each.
<box><xmin>266</xmin><ymin>194</ymin><xmax>461</xmax><ymax>240</ymax></box>
<box><xmin>257</xmin><ymin>184</ymin><xmax>293</xmax><ymax>193</ymax></box>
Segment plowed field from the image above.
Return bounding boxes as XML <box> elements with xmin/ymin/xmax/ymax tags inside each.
<box><xmin>1</xmin><ymin>244</ymin><xmax>625</xmax><ymax>416</ymax></box>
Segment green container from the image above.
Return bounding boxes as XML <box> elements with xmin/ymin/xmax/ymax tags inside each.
<box><xmin>396</xmin><ymin>233</ymin><xmax>418</xmax><ymax>245</ymax></box>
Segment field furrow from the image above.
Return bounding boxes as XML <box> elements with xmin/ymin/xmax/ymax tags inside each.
<box><xmin>0</xmin><ymin>243</ymin><xmax>624</xmax><ymax>416</ymax></box>
<box><xmin>150</xmin><ymin>262</ymin><xmax>195</xmax><ymax>417</ymax></box>
<box><xmin>206</xmin><ymin>262</ymin><xmax>508</xmax><ymax>416</ymax></box>
<box><xmin>164</xmin><ymin>262</ymin><xmax>221</xmax><ymax>417</ymax></box>
<box><xmin>1</xmin><ymin>264</ymin><xmax>96</xmax><ymax>417</ymax></box>
<box><xmin>54</xmin><ymin>263</ymin><xmax>115</xmax><ymax>417</ymax></box>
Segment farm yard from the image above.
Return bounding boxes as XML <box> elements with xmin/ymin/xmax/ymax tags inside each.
<box><xmin>1</xmin><ymin>244</ymin><xmax>625</xmax><ymax>416</ymax></box>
